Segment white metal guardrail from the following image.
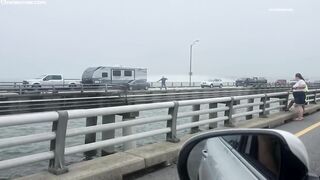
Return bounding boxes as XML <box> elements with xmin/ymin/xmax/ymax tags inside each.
<box><xmin>1</xmin><ymin>81</ymin><xmax>319</xmax><ymax>95</ymax></box>
<box><xmin>0</xmin><ymin>90</ymin><xmax>319</xmax><ymax>175</ymax></box>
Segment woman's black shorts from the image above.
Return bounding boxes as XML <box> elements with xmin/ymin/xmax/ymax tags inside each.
<box><xmin>293</xmin><ymin>91</ymin><xmax>306</xmax><ymax>105</ymax></box>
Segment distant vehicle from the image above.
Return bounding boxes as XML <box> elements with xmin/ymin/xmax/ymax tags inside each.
<box><xmin>201</xmin><ymin>79</ymin><xmax>223</xmax><ymax>88</ymax></box>
<box><xmin>275</xmin><ymin>79</ymin><xmax>287</xmax><ymax>86</ymax></box>
<box><xmin>125</xmin><ymin>79</ymin><xmax>150</xmax><ymax>90</ymax></box>
<box><xmin>82</xmin><ymin>66</ymin><xmax>147</xmax><ymax>86</ymax></box>
<box><xmin>235</xmin><ymin>78</ymin><xmax>247</xmax><ymax>87</ymax></box>
<box><xmin>22</xmin><ymin>74</ymin><xmax>80</xmax><ymax>88</ymax></box>
<box><xmin>289</xmin><ymin>80</ymin><xmax>297</xmax><ymax>86</ymax></box>
<box><xmin>235</xmin><ymin>77</ymin><xmax>267</xmax><ymax>87</ymax></box>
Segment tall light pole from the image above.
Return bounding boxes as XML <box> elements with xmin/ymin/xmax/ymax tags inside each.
<box><xmin>189</xmin><ymin>40</ymin><xmax>199</xmax><ymax>86</ymax></box>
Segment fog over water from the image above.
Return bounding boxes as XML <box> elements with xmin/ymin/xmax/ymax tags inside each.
<box><xmin>0</xmin><ymin>0</ymin><xmax>319</xmax><ymax>81</ymax></box>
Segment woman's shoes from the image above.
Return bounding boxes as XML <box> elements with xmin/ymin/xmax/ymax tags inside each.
<box><xmin>294</xmin><ymin>117</ymin><xmax>304</xmax><ymax>121</ymax></box>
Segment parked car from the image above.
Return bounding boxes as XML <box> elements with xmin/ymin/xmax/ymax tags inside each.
<box><xmin>200</xmin><ymin>79</ymin><xmax>223</xmax><ymax>88</ymax></box>
<box><xmin>177</xmin><ymin>129</ymin><xmax>319</xmax><ymax>180</ymax></box>
<box><xmin>125</xmin><ymin>79</ymin><xmax>150</xmax><ymax>90</ymax></box>
<box><xmin>22</xmin><ymin>74</ymin><xmax>81</xmax><ymax>88</ymax></box>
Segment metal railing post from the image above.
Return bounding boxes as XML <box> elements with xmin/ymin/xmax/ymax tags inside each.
<box><xmin>166</xmin><ymin>102</ymin><xmax>180</xmax><ymax>142</ymax></box>
<box><xmin>312</xmin><ymin>91</ymin><xmax>317</xmax><ymax>104</ymax></box>
<box><xmin>280</xmin><ymin>93</ymin><xmax>290</xmax><ymax>111</ymax></box>
<box><xmin>101</xmin><ymin>115</ymin><xmax>116</xmax><ymax>156</ymax></box>
<box><xmin>265</xmin><ymin>96</ymin><xmax>270</xmax><ymax>115</ymax></box>
<box><xmin>259</xmin><ymin>94</ymin><xmax>268</xmax><ymax>118</ymax></box>
<box><xmin>84</xmin><ymin>116</ymin><xmax>98</xmax><ymax>159</ymax></box>
<box><xmin>224</xmin><ymin>97</ymin><xmax>236</xmax><ymax>127</ymax></box>
<box><xmin>284</xmin><ymin>92</ymin><xmax>290</xmax><ymax>109</ymax></box>
<box><xmin>52</xmin><ymin>85</ymin><xmax>57</xmax><ymax>94</ymax></box>
<box><xmin>19</xmin><ymin>85</ymin><xmax>22</xmax><ymax>95</ymax></box>
<box><xmin>209</xmin><ymin>103</ymin><xmax>218</xmax><ymax>129</ymax></box>
<box><xmin>246</xmin><ymin>98</ymin><xmax>254</xmax><ymax>120</ymax></box>
<box><xmin>105</xmin><ymin>84</ymin><xmax>108</xmax><ymax>93</ymax></box>
<box><xmin>80</xmin><ymin>84</ymin><xmax>84</xmax><ymax>93</ymax></box>
<box><xmin>48</xmin><ymin>111</ymin><xmax>69</xmax><ymax>175</ymax></box>
<box><xmin>122</xmin><ymin>112</ymin><xmax>139</xmax><ymax>150</ymax></box>
<box><xmin>191</xmin><ymin>104</ymin><xmax>201</xmax><ymax>133</ymax></box>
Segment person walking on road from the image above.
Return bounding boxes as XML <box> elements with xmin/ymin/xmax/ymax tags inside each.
<box><xmin>292</xmin><ymin>73</ymin><xmax>307</xmax><ymax>121</ymax></box>
<box><xmin>158</xmin><ymin>76</ymin><xmax>168</xmax><ymax>90</ymax></box>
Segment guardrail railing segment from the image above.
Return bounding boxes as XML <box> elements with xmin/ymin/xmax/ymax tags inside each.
<box><xmin>0</xmin><ymin>89</ymin><xmax>319</xmax><ymax>177</ymax></box>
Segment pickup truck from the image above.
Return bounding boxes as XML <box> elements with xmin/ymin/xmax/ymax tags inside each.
<box><xmin>235</xmin><ymin>77</ymin><xmax>268</xmax><ymax>87</ymax></box>
<box><xmin>22</xmin><ymin>74</ymin><xmax>81</xmax><ymax>88</ymax></box>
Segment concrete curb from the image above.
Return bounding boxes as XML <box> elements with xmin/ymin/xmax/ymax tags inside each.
<box><xmin>17</xmin><ymin>104</ymin><xmax>320</xmax><ymax>180</ymax></box>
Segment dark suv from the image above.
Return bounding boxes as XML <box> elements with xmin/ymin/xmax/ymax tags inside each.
<box><xmin>126</xmin><ymin>79</ymin><xmax>150</xmax><ymax>90</ymax></box>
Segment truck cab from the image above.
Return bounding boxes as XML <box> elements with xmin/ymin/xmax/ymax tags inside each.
<box><xmin>23</xmin><ymin>74</ymin><xmax>80</xmax><ymax>87</ymax></box>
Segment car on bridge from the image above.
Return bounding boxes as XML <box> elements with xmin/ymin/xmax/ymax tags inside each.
<box><xmin>200</xmin><ymin>79</ymin><xmax>223</xmax><ymax>88</ymax></box>
<box><xmin>275</xmin><ymin>79</ymin><xmax>287</xmax><ymax>86</ymax></box>
<box><xmin>236</xmin><ymin>77</ymin><xmax>268</xmax><ymax>87</ymax></box>
<box><xmin>22</xmin><ymin>74</ymin><xmax>81</xmax><ymax>88</ymax></box>
<box><xmin>125</xmin><ymin>79</ymin><xmax>150</xmax><ymax>90</ymax></box>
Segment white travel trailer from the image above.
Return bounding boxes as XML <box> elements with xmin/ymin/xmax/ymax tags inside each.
<box><xmin>82</xmin><ymin>66</ymin><xmax>147</xmax><ymax>84</ymax></box>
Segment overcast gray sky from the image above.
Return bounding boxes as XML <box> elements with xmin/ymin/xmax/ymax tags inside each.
<box><xmin>0</xmin><ymin>0</ymin><xmax>319</xmax><ymax>81</ymax></box>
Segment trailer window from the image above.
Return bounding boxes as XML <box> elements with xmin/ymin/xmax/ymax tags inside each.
<box><xmin>102</xmin><ymin>72</ymin><xmax>108</xmax><ymax>78</ymax></box>
<box><xmin>124</xmin><ymin>70</ymin><xmax>132</xmax><ymax>77</ymax></box>
<box><xmin>113</xmin><ymin>70</ymin><xmax>121</xmax><ymax>76</ymax></box>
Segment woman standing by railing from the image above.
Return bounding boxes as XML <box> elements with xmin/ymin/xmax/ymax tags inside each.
<box><xmin>292</xmin><ymin>73</ymin><xmax>307</xmax><ymax>121</ymax></box>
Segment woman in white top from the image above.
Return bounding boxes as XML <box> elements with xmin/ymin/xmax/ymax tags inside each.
<box><xmin>292</xmin><ymin>73</ymin><xmax>307</xmax><ymax>120</ymax></box>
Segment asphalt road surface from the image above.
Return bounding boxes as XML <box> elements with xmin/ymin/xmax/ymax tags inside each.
<box><xmin>130</xmin><ymin>111</ymin><xmax>320</xmax><ymax>180</ymax></box>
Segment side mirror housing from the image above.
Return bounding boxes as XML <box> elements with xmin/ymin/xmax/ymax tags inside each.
<box><xmin>177</xmin><ymin>129</ymin><xmax>316</xmax><ymax>180</ymax></box>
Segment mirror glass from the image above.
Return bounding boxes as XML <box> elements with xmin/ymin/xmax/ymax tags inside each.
<box><xmin>187</xmin><ymin>134</ymin><xmax>284</xmax><ymax>180</ymax></box>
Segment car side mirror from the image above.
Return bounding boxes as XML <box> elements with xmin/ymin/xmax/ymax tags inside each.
<box><xmin>177</xmin><ymin>129</ymin><xmax>318</xmax><ymax>180</ymax></box>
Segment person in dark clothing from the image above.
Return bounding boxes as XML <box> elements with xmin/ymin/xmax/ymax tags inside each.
<box><xmin>158</xmin><ymin>76</ymin><xmax>168</xmax><ymax>90</ymax></box>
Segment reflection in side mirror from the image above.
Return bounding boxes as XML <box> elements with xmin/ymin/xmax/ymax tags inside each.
<box><xmin>178</xmin><ymin>129</ymin><xmax>312</xmax><ymax>180</ymax></box>
<box><xmin>188</xmin><ymin>135</ymin><xmax>283</xmax><ymax>180</ymax></box>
